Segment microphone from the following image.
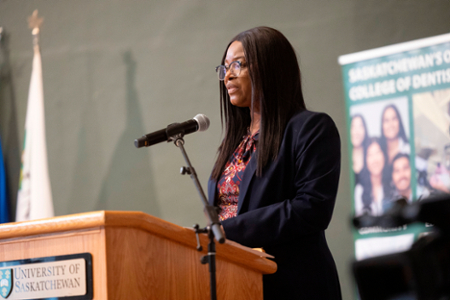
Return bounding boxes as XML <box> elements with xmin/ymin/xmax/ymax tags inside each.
<box><xmin>134</xmin><ymin>114</ymin><xmax>210</xmax><ymax>148</ymax></box>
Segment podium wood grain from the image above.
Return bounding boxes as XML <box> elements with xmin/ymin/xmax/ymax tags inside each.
<box><xmin>0</xmin><ymin>211</ymin><xmax>276</xmax><ymax>299</ymax></box>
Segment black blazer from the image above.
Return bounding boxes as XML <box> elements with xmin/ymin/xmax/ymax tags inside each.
<box><xmin>208</xmin><ymin>110</ymin><xmax>342</xmax><ymax>300</ymax></box>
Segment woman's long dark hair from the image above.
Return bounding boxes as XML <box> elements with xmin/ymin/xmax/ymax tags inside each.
<box><xmin>211</xmin><ymin>27</ymin><xmax>306</xmax><ymax>180</ymax></box>
<box><xmin>379</xmin><ymin>104</ymin><xmax>409</xmax><ymax>160</ymax></box>
<box><xmin>351</xmin><ymin>114</ymin><xmax>370</xmax><ymax>185</ymax></box>
<box><xmin>351</xmin><ymin>114</ymin><xmax>369</xmax><ymax>150</ymax></box>
<box><xmin>360</xmin><ymin>137</ymin><xmax>391</xmax><ymax>213</ymax></box>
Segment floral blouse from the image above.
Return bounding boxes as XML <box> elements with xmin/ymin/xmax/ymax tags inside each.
<box><xmin>216</xmin><ymin>130</ymin><xmax>259</xmax><ymax>221</ymax></box>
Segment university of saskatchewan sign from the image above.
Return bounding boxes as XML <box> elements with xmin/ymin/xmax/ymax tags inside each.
<box><xmin>0</xmin><ymin>253</ymin><xmax>92</xmax><ymax>300</ymax></box>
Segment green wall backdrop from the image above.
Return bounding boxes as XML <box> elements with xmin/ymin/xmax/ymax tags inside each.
<box><xmin>1</xmin><ymin>1</ymin><xmax>449</xmax><ymax>299</ymax></box>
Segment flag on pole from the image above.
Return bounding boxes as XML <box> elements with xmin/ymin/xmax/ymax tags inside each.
<box><xmin>16</xmin><ymin>20</ymin><xmax>54</xmax><ymax>222</ymax></box>
<box><xmin>0</xmin><ymin>136</ymin><xmax>9</xmax><ymax>223</ymax></box>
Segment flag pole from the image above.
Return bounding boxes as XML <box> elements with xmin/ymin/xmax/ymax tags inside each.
<box><xmin>16</xmin><ymin>10</ymin><xmax>54</xmax><ymax>222</ymax></box>
<box><xmin>28</xmin><ymin>10</ymin><xmax>43</xmax><ymax>50</ymax></box>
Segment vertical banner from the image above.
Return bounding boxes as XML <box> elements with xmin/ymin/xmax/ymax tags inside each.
<box><xmin>0</xmin><ymin>136</ymin><xmax>9</xmax><ymax>223</ymax></box>
<box><xmin>339</xmin><ymin>33</ymin><xmax>450</xmax><ymax>262</ymax></box>
<box><xmin>16</xmin><ymin>31</ymin><xmax>54</xmax><ymax>222</ymax></box>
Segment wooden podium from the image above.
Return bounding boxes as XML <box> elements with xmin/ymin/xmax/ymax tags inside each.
<box><xmin>0</xmin><ymin>211</ymin><xmax>277</xmax><ymax>299</ymax></box>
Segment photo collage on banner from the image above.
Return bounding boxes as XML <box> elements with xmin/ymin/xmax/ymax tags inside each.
<box><xmin>339</xmin><ymin>33</ymin><xmax>450</xmax><ymax>262</ymax></box>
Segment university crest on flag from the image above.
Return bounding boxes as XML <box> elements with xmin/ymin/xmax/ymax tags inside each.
<box><xmin>0</xmin><ymin>269</ymin><xmax>13</xmax><ymax>299</ymax></box>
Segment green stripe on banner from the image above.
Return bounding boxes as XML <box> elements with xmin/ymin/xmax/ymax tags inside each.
<box><xmin>0</xmin><ymin>136</ymin><xmax>9</xmax><ymax>223</ymax></box>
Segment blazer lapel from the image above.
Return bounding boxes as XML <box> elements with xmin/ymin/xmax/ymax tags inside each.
<box><xmin>208</xmin><ymin>148</ymin><xmax>257</xmax><ymax>213</ymax></box>
<box><xmin>237</xmin><ymin>151</ymin><xmax>257</xmax><ymax>214</ymax></box>
<box><xmin>207</xmin><ymin>177</ymin><xmax>217</xmax><ymax>206</ymax></box>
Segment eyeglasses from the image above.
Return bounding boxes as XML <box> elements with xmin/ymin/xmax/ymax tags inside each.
<box><xmin>215</xmin><ymin>61</ymin><xmax>243</xmax><ymax>81</ymax></box>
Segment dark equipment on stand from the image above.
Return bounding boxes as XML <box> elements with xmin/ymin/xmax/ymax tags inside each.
<box><xmin>135</xmin><ymin>114</ymin><xmax>225</xmax><ymax>300</ymax></box>
<box><xmin>352</xmin><ymin>195</ymin><xmax>450</xmax><ymax>300</ymax></box>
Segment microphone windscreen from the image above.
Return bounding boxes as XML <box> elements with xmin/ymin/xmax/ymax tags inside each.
<box><xmin>194</xmin><ymin>114</ymin><xmax>210</xmax><ymax>132</ymax></box>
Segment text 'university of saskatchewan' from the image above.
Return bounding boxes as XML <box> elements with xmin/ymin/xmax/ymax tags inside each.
<box><xmin>0</xmin><ymin>258</ymin><xmax>87</xmax><ymax>299</ymax></box>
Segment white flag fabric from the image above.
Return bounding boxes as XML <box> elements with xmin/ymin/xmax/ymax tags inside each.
<box><xmin>16</xmin><ymin>42</ymin><xmax>54</xmax><ymax>222</ymax></box>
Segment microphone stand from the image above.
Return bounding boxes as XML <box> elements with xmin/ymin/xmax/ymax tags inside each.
<box><xmin>167</xmin><ymin>126</ymin><xmax>225</xmax><ymax>300</ymax></box>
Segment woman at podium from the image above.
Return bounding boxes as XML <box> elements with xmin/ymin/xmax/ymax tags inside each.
<box><xmin>208</xmin><ymin>26</ymin><xmax>342</xmax><ymax>300</ymax></box>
